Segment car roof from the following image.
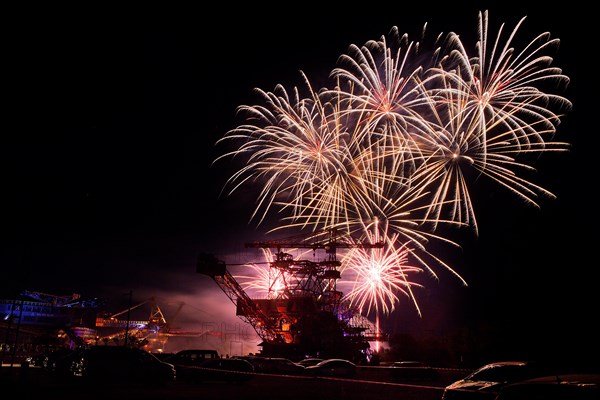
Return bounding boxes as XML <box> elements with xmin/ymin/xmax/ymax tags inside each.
<box><xmin>318</xmin><ymin>359</ymin><xmax>354</xmax><ymax>364</ymax></box>
<box><xmin>510</xmin><ymin>374</ymin><xmax>600</xmax><ymax>385</ymax></box>
<box><xmin>497</xmin><ymin>374</ymin><xmax>600</xmax><ymax>399</ymax></box>
<box><xmin>469</xmin><ymin>361</ymin><xmax>528</xmax><ymax>372</ymax></box>
<box><xmin>393</xmin><ymin>361</ymin><xmax>429</xmax><ymax>366</ymax></box>
<box><xmin>481</xmin><ymin>361</ymin><xmax>529</xmax><ymax>367</ymax></box>
<box><xmin>297</xmin><ymin>358</ymin><xmax>323</xmax><ymax>364</ymax></box>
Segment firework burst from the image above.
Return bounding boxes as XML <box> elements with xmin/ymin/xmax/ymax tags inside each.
<box><xmin>405</xmin><ymin>10</ymin><xmax>572</xmax><ymax>232</ymax></box>
<box><xmin>215</xmin><ymin>73</ymin><xmax>374</xmax><ymax>232</ymax></box>
<box><xmin>215</xmin><ymin>10</ymin><xmax>571</xmax><ymax>315</ymax></box>
<box><xmin>340</xmin><ymin>219</ymin><xmax>425</xmax><ymax>316</ymax></box>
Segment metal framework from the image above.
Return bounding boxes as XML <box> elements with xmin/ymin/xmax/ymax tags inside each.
<box><xmin>197</xmin><ymin>228</ymin><xmax>386</xmax><ymax>358</ymax></box>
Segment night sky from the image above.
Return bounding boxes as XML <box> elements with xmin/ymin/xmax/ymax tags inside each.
<box><xmin>3</xmin><ymin>3</ymin><xmax>597</xmax><ymax>360</ymax></box>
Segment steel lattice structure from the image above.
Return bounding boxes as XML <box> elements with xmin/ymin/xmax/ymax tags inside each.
<box><xmin>197</xmin><ymin>229</ymin><xmax>387</xmax><ymax>359</ymax></box>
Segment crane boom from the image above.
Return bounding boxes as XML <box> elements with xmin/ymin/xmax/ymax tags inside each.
<box><xmin>110</xmin><ymin>299</ymin><xmax>149</xmax><ymax>319</ymax></box>
<box><xmin>245</xmin><ymin>228</ymin><xmax>383</xmax><ymax>257</ymax></box>
<box><xmin>196</xmin><ymin>252</ymin><xmax>283</xmax><ymax>343</ymax></box>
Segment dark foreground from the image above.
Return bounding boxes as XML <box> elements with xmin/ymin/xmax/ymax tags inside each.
<box><xmin>3</xmin><ymin>365</ymin><xmax>466</xmax><ymax>400</ymax></box>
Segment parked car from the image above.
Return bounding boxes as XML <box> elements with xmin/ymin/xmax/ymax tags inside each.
<box><xmin>296</xmin><ymin>358</ymin><xmax>324</xmax><ymax>367</ymax></box>
<box><xmin>245</xmin><ymin>357</ymin><xmax>306</xmax><ymax>375</ymax></box>
<box><xmin>442</xmin><ymin>361</ymin><xmax>554</xmax><ymax>400</ymax></box>
<box><xmin>164</xmin><ymin>349</ymin><xmax>220</xmax><ymax>365</ymax></box>
<box><xmin>494</xmin><ymin>373</ymin><xmax>600</xmax><ymax>400</ymax></box>
<box><xmin>304</xmin><ymin>358</ymin><xmax>357</xmax><ymax>378</ymax></box>
<box><xmin>389</xmin><ymin>361</ymin><xmax>440</xmax><ymax>381</ymax></box>
<box><xmin>163</xmin><ymin>349</ymin><xmax>220</xmax><ymax>380</ymax></box>
<box><xmin>71</xmin><ymin>345</ymin><xmax>176</xmax><ymax>384</ymax></box>
<box><xmin>184</xmin><ymin>358</ymin><xmax>255</xmax><ymax>383</ymax></box>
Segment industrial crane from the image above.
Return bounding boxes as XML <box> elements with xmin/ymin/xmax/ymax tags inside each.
<box><xmin>20</xmin><ymin>290</ymin><xmax>102</xmax><ymax>308</ymax></box>
<box><xmin>197</xmin><ymin>228</ymin><xmax>386</xmax><ymax>360</ymax></box>
<box><xmin>94</xmin><ymin>297</ymin><xmax>178</xmax><ymax>350</ymax></box>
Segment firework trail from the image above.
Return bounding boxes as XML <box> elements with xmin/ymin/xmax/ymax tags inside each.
<box><xmin>214</xmin><ymin>10</ymin><xmax>571</xmax><ymax>314</ymax></box>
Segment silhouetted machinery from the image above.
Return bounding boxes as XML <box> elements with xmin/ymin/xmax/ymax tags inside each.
<box><xmin>94</xmin><ymin>297</ymin><xmax>170</xmax><ymax>349</ymax></box>
<box><xmin>3</xmin><ymin>291</ymin><xmax>204</xmax><ymax>352</ymax></box>
<box><xmin>94</xmin><ymin>298</ymin><xmax>210</xmax><ymax>352</ymax></box>
<box><xmin>197</xmin><ymin>228</ymin><xmax>387</xmax><ymax>360</ymax></box>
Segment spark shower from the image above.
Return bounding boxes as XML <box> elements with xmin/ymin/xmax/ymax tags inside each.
<box><xmin>214</xmin><ymin>10</ymin><xmax>572</xmax><ymax>318</ymax></box>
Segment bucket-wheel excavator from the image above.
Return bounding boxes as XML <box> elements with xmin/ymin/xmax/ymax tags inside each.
<box><xmin>197</xmin><ymin>228</ymin><xmax>387</xmax><ymax>360</ymax></box>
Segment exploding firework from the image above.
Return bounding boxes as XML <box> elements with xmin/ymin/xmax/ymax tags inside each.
<box><xmin>340</xmin><ymin>219</ymin><xmax>425</xmax><ymax>317</ymax></box>
<box><xmin>405</xmin><ymin>10</ymin><xmax>572</xmax><ymax>233</ymax></box>
<box><xmin>214</xmin><ymin>10</ymin><xmax>571</xmax><ymax>314</ymax></box>
<box><xmin>214</xmin><ymin>73</ymin><xmax>378</xmax><ymax>234</ymax></box>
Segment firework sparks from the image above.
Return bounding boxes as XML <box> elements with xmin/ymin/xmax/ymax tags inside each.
<box><xmin>234</xmin><ymin>248</ymin><xmax>286</xmax><ymax>298</ymax></box>
<box><xmin>441</xmin><ymin>10</ymin><xmax>571</xmax><ymax>149</ymax></box>
<box><xmin>215</xmin><ymin>10</ymin><xmax>570</xmax><ymax>315</ymax></box>
<box><xmin>403</xmin><ymin>10</ymin><xmax>572</xmax><ymax>232</ymax></box>
<box><xmin>215</xmin><ymin>73</ymin><xmax>374</xmax><ymax>232</ymax></box>
<box><xmin>340</xmin><ymin>219</ymin><xmax>424</xmax><ymax>316</ymax></box>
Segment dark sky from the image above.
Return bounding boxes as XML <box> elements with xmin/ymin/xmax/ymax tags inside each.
<box><xmin>3</xmin><ymin>3</ymin><xmax>596</xmax><ymax>358</ymax></box>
